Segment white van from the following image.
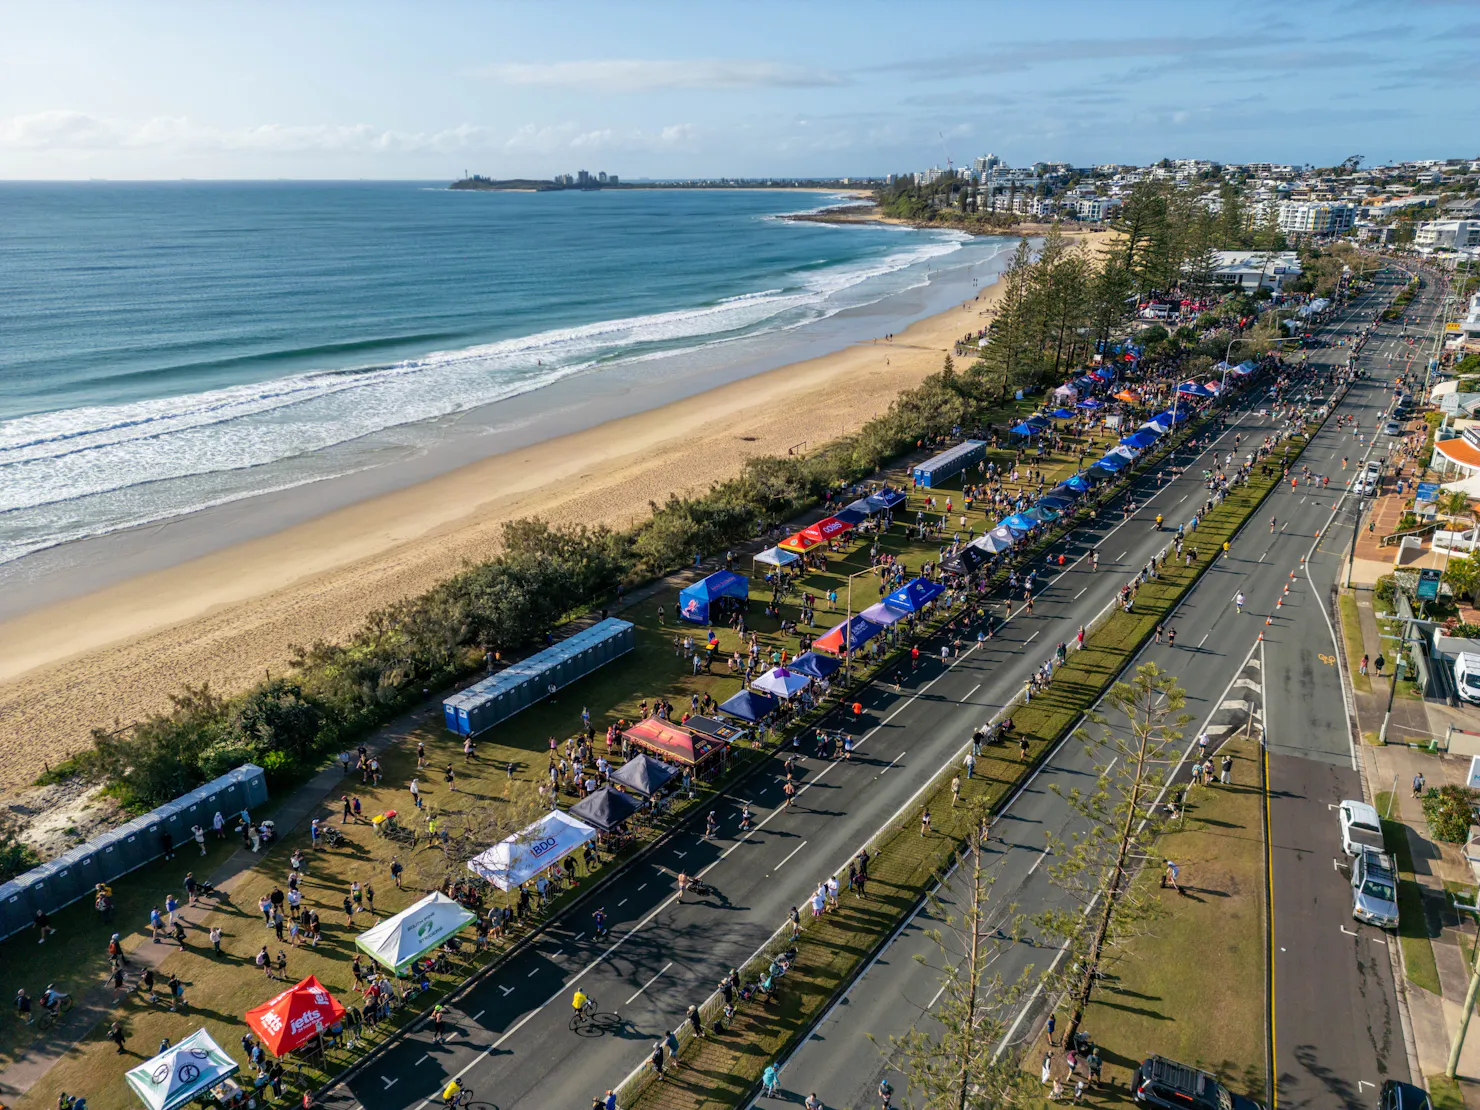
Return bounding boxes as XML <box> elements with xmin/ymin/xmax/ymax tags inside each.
<box><xmin>1455</xmin><ymin>653</ymin><xmax>1480</xmax><ymax>704</ymax></box>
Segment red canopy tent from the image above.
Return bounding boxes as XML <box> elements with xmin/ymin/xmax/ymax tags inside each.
<box><xmin>622</xmin><ymin>718</ymin><xmax>726</xmax><ymax>775</ymax></box>
<box><xmin>777</xmin><ymin>529</ymin><xmax>822</xmax><ymax>554</ymax></box>
<box><xmin>244</xmin><ymin>976</ymin><xmax>346</xmax><ymax>1056</ymax></box>
<box><xmin>800</xmin><ymin>516</ymin><xmax>851</xmax><ymax>544</ymax></box>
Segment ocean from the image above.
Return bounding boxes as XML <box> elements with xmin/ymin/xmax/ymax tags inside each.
<box><xmin>0</xmin><ymin>182</ymin><xmax>1013</xmax><ymax>567</ymax></box>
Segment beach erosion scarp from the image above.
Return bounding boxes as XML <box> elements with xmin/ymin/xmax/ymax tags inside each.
<box><xmin>0</xmin><ymin>275</ymin><xmax>1014</xmax><ymax>794</ymax></box>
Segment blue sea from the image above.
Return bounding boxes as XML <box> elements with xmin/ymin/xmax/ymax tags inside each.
<box><xmin>0</xmin><ymin>182</ymin><xmax>1011</xmax><ymax>566</ymax></box>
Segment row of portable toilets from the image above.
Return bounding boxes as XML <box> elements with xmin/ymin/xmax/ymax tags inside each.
<box><xmin>0</xmin><ymin>763</ymin><xmax>269</xmax><ymax>943</ymax></box>
<box><xmin>442</xmin><ymin>618</ymin><xmax>636</xmax><ymax>738</ymax></box>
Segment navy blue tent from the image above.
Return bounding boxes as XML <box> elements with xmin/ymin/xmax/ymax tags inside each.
<box><xmin>789</xmin><ymin>651</ymin><xmax>842</xmax><ymax>679</ymax></box>
<box><xmin>831</xmin><ymin>507</ymin><xmax>869</xmax><ymax>526</ymax></box>
<box><xmin>568</xmin><ymin>785</ymin><xmax>643</xmax><ymax>832</ymax></box>
<box><xmin>1120</xmin><ymin>430</ymin><xmax>1159</xmax><ymax>449</ymax></box>
<box><xmin>679</xmin><ymin>570</ymin><xmax>749</xmax><ymax>624</ymax></box>
<box><xmin>867</xmin><ymin>489</ymin><xmax>907</xmax><ymax>511</ymax></box>
<box><xmin>719</xmin><ymin>689</ymin><xmax>779</xmax><ymax>722</ymax></box>
<box><xmin>1038</xmin><ymin>493</ymin><xmax>1075</xmax><ymax>511</ymax></box>
<box><xmin>610</xmin><ymin>755</ymin><xmax>680</xmax><ymax>797</ymax></box>
<box><xmin>884</xmin><ymin>578</ymin><xmax>945</xmax><ymax>613</ymax></box>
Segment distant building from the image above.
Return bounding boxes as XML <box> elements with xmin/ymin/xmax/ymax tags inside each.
<box><xmin>1205</xmin><ymin>250</ymin><xmax>1303</xmax><ymax>292</ymax></box>
<box><xmin>1076</xmin><ymin>196</ymin><xmax>1121</xmax><ymax>221</ymax></box>
<box><xmin>1276</xmin><ymin>200</ymin><xmax>1355</xmax><ymax>238</ymax></box>
<box><xmin>1415</xmin><ymin>220</ymin><xmax>1480</xmax><ymax>251</ymax></box>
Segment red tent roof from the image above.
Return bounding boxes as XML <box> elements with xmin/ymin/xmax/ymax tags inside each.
<box><xmin>620</xmin><ymin>718</ymin><xmax>726</xmax><ymax>766</ymax></box>
<box><xmin>800</xmin><ymin>516</ymin><xmax>852</xmax><ymax>544</ymax></box>
<box><xmin>777</xmin><ymin>529</ymin><xmax>822</xmax><ymax>553</ymax></box>
<box><xmin>244</xmin><ymin>976</ymin><xmax>346</xmax><ymax>1056</ymax></box>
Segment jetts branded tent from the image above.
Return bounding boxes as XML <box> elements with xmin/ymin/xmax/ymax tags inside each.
<box><xmin>678</xmin><ymin>570</ymin><xmax>749</xmax><ymax>624</ymax></box>
<box><xmin>466</xmin><ymin>812</ymin><xmax>597</xmax><ymax>894</ymax></box>
<box><xmin>356</xmin><ymin>892</ymin><xmax>476</xmax><ymax>970</ymax></box>
<box><xmin>244</xmin><ymin>976</ymin><xmax>346</xmax><ymax>1056</ymax></box>
<box><xmin>813</xmin><ymin>613</ymin><xmax>884</xmax><ymax>655</ymax></box>
<box><xmin>126</xmin><ymin>1029</ymin><xmax>238</xmax><ymax>1110</ymax></box>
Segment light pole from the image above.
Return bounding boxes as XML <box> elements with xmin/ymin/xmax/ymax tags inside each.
<box><xmin>841</xmin><ymin>566</ymin><xmax>877</xmax><ymax>683</ymax></box>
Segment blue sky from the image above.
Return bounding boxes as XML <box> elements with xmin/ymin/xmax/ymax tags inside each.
<box><xmin>0</xmin><ymin>0</ymin><xmax>1474</xmax><ymax>179</ymax></box>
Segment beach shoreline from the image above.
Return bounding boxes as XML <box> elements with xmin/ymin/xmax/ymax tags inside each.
<box><xmin>0</xmin><ymin>259</ymin><xmax>1019</xmax><ymax>792</ymax></box>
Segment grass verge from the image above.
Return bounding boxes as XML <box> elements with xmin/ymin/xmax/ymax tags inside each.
<box><xmin>1339</xmin><ymin>591</ymin><xmax>1373</xmax><ymax>694</ymax></box>
<box><xmin>1376</xmin><ymin>790</ymin><xmax>1442</xmax><ymax>997</ymax></box>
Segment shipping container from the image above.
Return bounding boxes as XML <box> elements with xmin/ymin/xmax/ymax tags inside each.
<box><xmin>443</xmin><ymin>618</ymin><xmax>635</xmax><ymax>737</ymax></box>
<box><xmin>911</xmin><ymin>440</ymin><xmax>986</xmax><ymax>488</ymax></box>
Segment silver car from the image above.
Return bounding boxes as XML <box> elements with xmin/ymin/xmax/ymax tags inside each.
<box><xmin>1351</xmin><ymin>845</ymin><xmax>1399</xmax><ymax>929</ymax></box>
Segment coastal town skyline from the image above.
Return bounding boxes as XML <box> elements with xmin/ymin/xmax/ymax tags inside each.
<box><xmin>1</xmin><ymin>0</ymin><xmax>1475</xmax><ymax>179</ymax></box>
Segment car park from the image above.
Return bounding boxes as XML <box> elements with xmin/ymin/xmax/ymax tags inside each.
<box><xmin>1351</xmin><ymin>845</ymin><xmax>1400</xmax><ymax>929</ymax></box>
<box><xmin>1339</xmin><ymin>800</ymin><xmax>1385</xmax><ymax>857</ymax></box>
<box><xmin>1131</xmin><ymin>1055</ymin><xmax>1266</xmax><ymax>1109</ymax></box>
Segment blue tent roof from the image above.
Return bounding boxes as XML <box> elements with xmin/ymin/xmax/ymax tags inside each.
<box><xmin>1120</xmin><ymin>430</ymin><xmax>1159</xmax><ymax>448</ymax></box>
<box><xmin>1051</xmin><ymin>407</ymin><xmax>1077</xmax><ymax>419</ymax></box>
<box><xmin>789</xmin><ymin>651</ymin><xmax>841</xmax><ymax>679</ymax></box>
<box><xmin>1095</xmin><ymin>454</ymin><xmax>1127</xmax><ymax>472</ymax></box>
<box><xmin>831</xmin><ymin>507</ymin><xmax>869</xmax><ymax>526</ymax></box>
<box><xmin>1038</xmin><ymin>493</ymin><xmax>1075</xmax><ymax>511</ymax></box>
<box><xmin>1062</xmin><ymin>474</ymin><xmax>1093</xmax><ymax>492</ymax></box>
<box><xmin>1010</xmin><ymin>422</ymin><xmax>1042</xmax><ymax>436</ymax></box>
<box><xmin>883</xmin><ymin>577</ymin><xmax>946</xmax><ymax>613</ymax></box>
<box><xmin>1025</xmin><ymin>505</ymin><xmax>1059</xmax><ymax>523</ymax></box>
<box><xmin>1000</xmin><ymin>513</ymin><xmax>1037</xmax><ymax>532</ymax></box>
<box><xmin>867</xmin><ymin>489</ymin><xmax>907</xmax><ymax>510</ymax></box>
<box><xmin>1077</xmin><ymin>397</ymin><xmax>1104</xmax><ymax>409</ymax></box>
<box><xmin>1025</xmin><ymin>415</ymin><xmax>1051</xmax><ymax>429</ymax></box>
<box><xmin>681</xmin><ymin>570</ymin><xmax>748</xmax><ymax>603</ymax></box>
<box><xmin>1159</xmin><ymin>408</ymin><xmax>1189</xmax><ymax>424</ymax></box>
<box><xmin>718</xmin><ymin>689</ymin><xmax>779</xmax><ymax>722</ymax></box>
<box><xmin>1177</xmin><ymin>382</ymin><xmax>1213</xmax><ymax>397</ymax></box>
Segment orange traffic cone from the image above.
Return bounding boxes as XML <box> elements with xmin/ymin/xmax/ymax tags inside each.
<box><xmin>1265</xmin><ymin>615</ymin><xmax>1273</xmax><ymax>625</ymax></box>
<box><xmin>1258</xmin><ymin>631</ymin><xmax>1264</xmax><ymax>641</ymax></box>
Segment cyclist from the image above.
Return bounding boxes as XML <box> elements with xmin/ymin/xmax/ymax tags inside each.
<box><xmin>572</xmin><ymin>989</ymin><xmax>592</xmax><ymax>1019</ymax></box>
<box><xmin>441</xmin><ymin>1080</ymin><xmax>463</xmax><ymax>1107</ymax></box>
<box><xmin>41</xmin><ymin>985</ymin><xmax>64</xmax><ymax>1017</ymax></box>
<box><xmin>1154</xmin><ymin>513</ymin><xmax>1163</xmax><ymax>531</ymax></box>
<box><xmin>1235</xmin><ymin>591</ymin><xmax>1246</xmax><ymax>614</ymax></box>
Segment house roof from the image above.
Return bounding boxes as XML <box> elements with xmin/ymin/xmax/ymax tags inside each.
<box><xmin>1435</xmin><ymin>437</ymin><xmax>1480</xmax><ymax>472</ymax></box>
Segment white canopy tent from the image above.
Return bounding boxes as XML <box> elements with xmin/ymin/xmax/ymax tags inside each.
<box><xmin>753</xmin><ymin>546</ymin><xmax>800</xmax><ymax>567</ymax></box>
<box><xmin>355</xmin><ymin>892</ymin><xmax>475</xmax><ymax>972</ymax></box>
<box><xmin>467</xmin><ymin>810</ymin><xmax>598</xmax><ymax>892</ymax></box>
<box><xmin>126</xmin><ymin>1029</ymin><xmax>239</xmax><ymax>1110</ymax></box>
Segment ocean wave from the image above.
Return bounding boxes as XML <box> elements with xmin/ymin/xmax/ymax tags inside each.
<box><xmin>0</xmin><ymin>230</ymin><xmax>981</xmax><ymax>545</ymax></box>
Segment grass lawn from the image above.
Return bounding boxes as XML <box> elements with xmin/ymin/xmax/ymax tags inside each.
<box><xmin>630</xmin><ymin>421</ymin><xmax>1319</xmax><ymax>1110</ymax></box>
<box><xmin>1034</xmin><ymin>738</ymin><xmax>1268</xmax><ymax>1106</ymax></box>
<box><xmin>1339</xmin><ymin>591</ymin><xmax>1373</xmax><ymax>694</ymax></box>
<box><xmin>8</xmin><ymin>412</ymin><xmax>1124</xmax><ymax>1107</ymax></box>
<box><xmin>1375</xmin><ymin>790</ymin><xmax>1442</xmax><ymax>997</ymax></box>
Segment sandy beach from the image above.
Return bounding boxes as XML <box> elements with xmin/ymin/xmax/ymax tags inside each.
<box><xmin>0</xmin><ymin>269</ymin><xmax>1018</xmax><ymax>791</ymax></box>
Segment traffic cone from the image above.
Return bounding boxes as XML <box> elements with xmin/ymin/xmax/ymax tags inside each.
<box><xmin>1265</xmin><ymin>615</ymin><xmax>1273</xmax><ymax>625</ymax></box>
<box><xmin>1276</xmin><ymin>598</ymin><xmax>1283</xmax><ymax>609</ymax></box>
<box><xmin>1259</xmin><ymin>631</ymin><xmax>1264</xmax><ymax>641</ymax></box>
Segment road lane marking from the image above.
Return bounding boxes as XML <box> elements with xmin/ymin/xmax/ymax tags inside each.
<box><xmin>1074</xmin><ymin>587</ymin><xmax>1086</xmax><ymax>599</ymax></box>
<box><xmin>881</xmin><ymin>753</ymin><xmax>904</xmax><ymax>775</ymax></box>
<box><xmin>416</xmin><ymin>1054</ymin><xmax>429</xmax><ymax>1065</ymax></box>
<box><xmin>1027</xmin><ymin>844</ymin><xmax>1051</xmax><ymax>876</ymax></box>
<box><xmin>498</xmin><ymin>985</ymin><xmax>514</xmax><ymax>996</ymax></box>
<box><xmin>775</xmin><ymin>841</ymin><xmax>808</xmax><ymax>870</ymax></box>
<box><xmin>471</xmin><ymin>1010</ymin><xmax>484</xmax><ymax>1022</ymax></box>
<box><xmin>625</xmin><ymin>961</ymin><xmax>674</xmax><ymax>1005</ymax></box>
<box><xmin>618</xmin><ymin>898</ymin><xmax>627</xmax><ymax>906</ymax></box>
<box><xmin>381</xmin><ymin>1078</ymin><xmax>398</xmax><ymax>1090</ymax></box>
<box><xmin>1025</xmin><ymin>631</ymin><xmax>1040</xmax><ymax>643</ymax></box>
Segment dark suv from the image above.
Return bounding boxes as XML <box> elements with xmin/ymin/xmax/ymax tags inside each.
<box><xmin>1380</xmin><ymin>1080</ymin><xmax>1433</xmax><ymax>1110</ymax></box>
<box><xmin>1132</xmin><ymin>1055</ymin><xmax>1266</xmax><ymax>1109</ymax></box>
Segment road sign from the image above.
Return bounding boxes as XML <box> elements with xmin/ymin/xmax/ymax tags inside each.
<box><xmin>1417</xmin><ymin>568</ymin><xmax>1442</xmax><ymax>600</ymax></box>
<box><xmin>1416</xmin><ymin>482</ymin><xmax>1440</xmax><ymax>503</ymax></box>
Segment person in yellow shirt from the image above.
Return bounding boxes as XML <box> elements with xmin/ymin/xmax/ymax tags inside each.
<box><xmin>572</xmin><ymin>988</ymin><xmax>590</xmax><ymax>1015</ymax></box>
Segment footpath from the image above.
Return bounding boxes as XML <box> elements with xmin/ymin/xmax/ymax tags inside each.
<box><xmin>1343</xmin><ymin>586</ymin><xmax>1480</xmax><ymax>1108</ymax></box>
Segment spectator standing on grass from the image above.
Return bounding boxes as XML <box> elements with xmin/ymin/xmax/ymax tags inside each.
<box><xmin>210</xmin><ymin>926</ymin><xmax>223</xmax><ymax>955</ymax></box>
<box><xmin>192</xmin><ymin>825</ymin><xmax>207</xmax><ymax>855</ymax></box>
<box><xmin>390</xmin><ymin>858</ymin><xmax>404</xmax><ymax>889</ymax></box>
<box><xmin>108</xmin><ymin>1021</ymin><xmax>126</xmax><ymax>1054</ymax></box>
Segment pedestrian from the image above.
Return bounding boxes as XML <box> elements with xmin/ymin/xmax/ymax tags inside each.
<box><xmin>1088</xmin><ymin>1049</ymin><xmax>1102</xmax><ymax>1085</ymax></box>
<box><xmin>1220</xmin><ymin>754</ymin><xmax>1233</xmax><ymax>785</ymax></box>
<box><xmin>1041</xmin><ymin>1052</ymin><xmax>1054</xmax><ymax>1085</ymax></box>
<box><xmin>1162</xmin><ymin>859</ymin><xmax>1181</xmax><ymax>892</ymax></box>
<box><xmin>920</xmin><ymin>807</ymin><xmax>931</xmax><ymax>836</ymax></box>
<box><xmin>257</xmin><ymin>945</ymin><xmax>272</xmax><ymax>979</ymax></box>
<box><xmin>34</xmin><ymin>908</ymin><xmax>56</xmax><ymax>944</ymax></box>
<box><xmin>108</xmin><ymin>1020</ymin><xmax>126</xmax><ymax>1054</ymax></box>
<box><xmin>687</xmin><ymin>1003</ymin><xmax>704</xmax><ymax>1039</ymax></box>
<box><xmin>432</xmin><ymin>1005</ymin><xmax>446</xmax><ymax>1044</ymax></box>
<box><xmin>365</xmin><ymin>882</ymin><xmax>375</xmax><ymax>914</ymax></box>
<box><xmin>276</xmin><ymin>949</ymin><xmax>287</xmax><ymax>978</ymax></box>
<box><xmin>1413</xmin><ymin>772</ymin><xmax>1426</xmax><ymax>798</ymax></box>
<box><xmin>1359</xmin><ymin>653</ymin><xmax>1369</xmax><ymax>676</ymax></box>
<box><xmin>1046</xmin><ymin>1012</ymin><xmax>1056</xmax><ymax>1046</ymax></box>
<box><xmin>650</xmin><ymin>1042</ymin><xmax>665</xmax><ymax>1080</ymax></box>
<box><xmin>410</xmin><ymin>778</ymin><xmax>422</xmax><ymax>809</ymax></box>
<box><xmin>169</xmin><ymin>974</ymin><xmax>186</xmax><ymax>1012</ymax></box>
<box><xmin>192</xmin><ymin>825</ymin><xmax>207</xmax><ymax>855</ymax></box>
<box><xmin>951</xmin><ymin>775</ymin><xmax>961</xmax><ymax>806</ymax></box>
<box><xmin>141</xmin><ymin>968</ymin><xmax>158</xmax><ymax>1004</ymax></box>
<box><xmin>391</xmin><ymin>858</ymin><xmax>404</xmax><ymax>889</ymax></box>
<box><xmin>762</xmin><ymin>1063</ymin><xmax>780</xmax><ymax>1097</ymax></box>
<box><xmin>210</xmin><ymin>926</ymin><xmax>223</xmax><ymax>955</ymax></box>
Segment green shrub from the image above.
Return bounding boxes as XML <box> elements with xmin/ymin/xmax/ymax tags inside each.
<box><xmin>1422</xmin><ymin>784</ymin><xmax>1477</xmax><ymax>843</ymax></box>
<box><xmin>1375</xmin><ymin>575</ymin><xmax>1397</xmax><ymax>606</ymax></box>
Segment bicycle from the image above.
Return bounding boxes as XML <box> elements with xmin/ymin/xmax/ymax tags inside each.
<box><xmin>37</xmin><ymin>994</ymin><xmax>74</xmax><ymax>1029</ymax></box>
<box><xmin>444</xmin><ymin>1086</ymin><xmax>474</xmax><ymax>1109</ymax></box>
<box><xmin>569</xmin><ymin>997</ymin><xmax>598</xmax><ymax>1032</ymax></box>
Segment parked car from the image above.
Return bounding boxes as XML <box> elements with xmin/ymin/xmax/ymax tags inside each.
<box><xmin>1132</xmin><ymin>1055</ymin><xmax>1266</xmax><ymax>1109</ymax></box>
<box><xmin>1339</xmin><ymin>800</ymin><xmax>1385</xmax><ymax>857</ymax></box>
<box><xmin>1383</xmin><ymin>420</ymin><xmax>1402</xmax><ymax>436</ymax></box>
<box><xmin>1351</xmin><ymin>845</ymin><xmax>1400</xmax><ymax>929</ymax></box>
<box><xmin>1454</xmin><ymin>652</ymin><xmax>1480</xmax><ymax>705</ymax></box>
<box><xmin>1380</xmin><ymin>1079</ymin><xmax>1434</xmax><ymax>1109</ymax></box>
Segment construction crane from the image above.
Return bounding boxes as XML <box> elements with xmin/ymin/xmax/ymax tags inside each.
<box><xmin>939</xmin><ymin>132</ymin><xmax>953</xmax><ymax>177</ymax></box>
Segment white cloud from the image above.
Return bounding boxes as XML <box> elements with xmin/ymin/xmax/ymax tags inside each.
<box><xmin>481</xmin><ymin>58</ymin><xmax>844</xmax><ymax>91</ymax></box>
<box><xmin>0</xmin><ymin>109</ymin><xmax>121</xmax><ymax>148</ymax></box>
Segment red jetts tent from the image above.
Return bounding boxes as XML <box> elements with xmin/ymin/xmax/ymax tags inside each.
<box><xmin>244</xmin><ymin>976</ymin><xmax>346</xmax><ymax>1056</ymax></box>
<box><xmin>801</xmin><ymin>516</ymin><xmax>852</xmax><ymax>544</ymax></box>
<box><xmin>777</xmin><ymin>530</ymin><xmax>822</xmax><ymax>554</ymax></box>
<box><xmin>622</xmin><ymin>719</ymin><xmax>727</xmax><ymax>774</ymax></box>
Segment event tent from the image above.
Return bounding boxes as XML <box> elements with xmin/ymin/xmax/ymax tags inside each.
<box><xmin>244</xmin><ymin>977</ymin><xmax>346</xmax><ymax>1057</ymax></box>
<box><xmin>970</xmin><ymin>531</ymin><xmax>1016</xmax><ymax>555</ymax></box>
<box><xmin>752</xmin><ymin>666</ymin><xmax>811</xmax><ymax>700</ymax></box>
<box><xmin>788</xmin><ymin>651</ymin><xmax>842</xmax><ymax>679</ymax></box>
<box><xmin>813</xmin><ymin>614</ymin><xmax>884</xmax><ymax>655</ymax></box>
<box><xmin>799</xmin><ymin>516</ymin><xmax>852</xmax><ymax>545</ymax></box>
<box><xmin>831</xmin><ymin>507</ymin><xmax>869</xmax><ymax>527</ymax></box>
<box><xmin>1094</xmin><ymin>455</ymin><xmax>1126</xmax><ymax>473</ymax></box>
<box><xmin>610</xmin><ymin>754</ymin><xmax>680</xmax><ymax>796</ymax></box>
<box><xmin>1024</xmin><ymin>505</ymin><xmax>1058</xmax><ymax>523</ymax></box>
<box><xmin>1010</xmin><ymin>422</ymin><xmax>1042</xmax><ymax>437</ymax></box>
<box><xmin>357</xmin><ymin>893</ymin><xmax>475</xmax><ymax>970</ymax></box>
<box><xmin>718</xmin><ymin>689</ymin><xmax>779</xmax><ymax>722</ymax></box>
<box><xmin>884</xmin><ymin>577</ymin><xmax>945</xmax><ymax>613</ymax></box>
<box><xmin>1177</xmin><ymin>382</ymin><xmax>1213</xmax><ymax>397</ymax></box>
<box><xmin>1120</xmin><ymin>430</ymin><xmax>1159</xmax><ymax>449</ymax></box>
<box><xmin>777</xmin><ymin>529</ymin><xmax>822</xmax><ymax>554</ymax></box>
<box><xmin>679</xmin><ymin>570</ymin><xmax>749</xmax><ymax>624</ymax></box>
<box><xmin>999</xmin><ymin>513</ymin><xmax>1036</xmax><ymax>532</ymax></box>
<box><xmin>1037</xmin><ymin>493</ymin><xmax>1075</xmax><ymax>512</ymax></box>
<box><xmin>1062</xmin><ymin>474</ymin><xmax>1094</xmax><ymax>493</ymax></box>
<box><xmin>1077</xmin><ymin>397</ymin><xmax>1104</xmax><ymax>409</ymax></box>
<box><xmin>866</xmin><ymin>489</ymin><xmax>907</xmax><ymax>511</ymax></box>
<box><xmin>1105</xmin><ymin>445</ymin><xmax>1137</xmax><ymax>462</ymax></box>
<box><xmin>1025</xmin><ymin>415</ymin><xmax>1050</xmax><ymax>430</ymax></box>
<box><xmin>988</xmin><ymin>524</ymin><xmax>1023</xmax><ymax>547</ymax></box>
<box><xmin>1051</xmin><ymin>407</ymin><xmax>1077</xmax><ymax>419</ymax></box>
<box><xmin>1115</xmin><ymin>390</ymin><xmax>1139</xmax><ymax>403</ymax></box>
<box><xmin>622</xmin><ymin>718</ymin><xmax>720</xmax><ymax>767</ymax></box>
<box><xmin>126</xmin><ymin>1029</ymin><xmax>238</xmax><ymax>1110</ymax></box>
<box><xmin>685</xmin><ymin>715</ymin><xmax>746</xmax><ymax>744</ymax></box>
<box><xmin>466</xmin><ymin>812</ymin><xmax>597</xmax><ymax>894</ymax></box>
<box><xmin>860</xmin><ymin>600</ymin><xmax>908</xmax><ymax>626</ymax></box>
<box><xmin>753</xmin><ymin>546</ymin><xmax>800</xmax><ymax>567</ymax></box>
<box><xmin>568</xmin><ymin>785</ymin><xmax>643</xmax><ymax>833</ymax></box>
<box><xmin>942</xmin><ymin>544</ymin><xmax>988</xmax><ymax>575</ymax></box>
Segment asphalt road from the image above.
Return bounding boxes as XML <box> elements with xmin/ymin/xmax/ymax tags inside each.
<box><xmin>749</xmin><ymin>269</ymin><xmax>1428</xmax><ymax>1110</ymax></box>
<box><xmin>322</xmin><ymin>312</ymin><xmax>1308</xmax><ymax>1110</ymax></box>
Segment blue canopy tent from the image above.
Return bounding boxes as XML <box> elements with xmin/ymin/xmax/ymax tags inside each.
<box><xmin>679</xmin><ymin>570</ymin><xmax>749</xmax><ymax>624</ymax></box>
<box><xmin>1024</xmin><ymin>505</ymin><xmax>1059</xmax><ymax>523</ymax></box>
<box><xmin>988</xmin><ymin>524</ymin><xmax>1023</xmax><ymax>548</ymax></box>
<box><xmin>1025</xmin><ymin>415</ymin><xmax>1051</xmax><ymax>430</ymax></box>
<box><xmin>1074</xmin><ymin>376</ymin><xmax>1098</xmax><ymax>390</ymax></box>
<box><xmin>719</xmin><ymin>689</ymin><xmax>779</xmax><ymax>722</ymax></box>
<box><xmin>1062</xmin><ymin>474</ymin><xmax>1094</xmax><ymax>493</ymax></box>
<box><xmin>867</xmin><ymin>489</ymin><xmax>907</xmax><ymax>511</ymax></box>
<box><xmin>1105</xmin><ymin>445</ymin><xmax>1137</xmax><ymax>462</ymax></box>
<box><xmin>752</xmin><ymin>666</ymin><xmax>812</xmax><ymax>700</ymax></box>
<box><xmin>1010</xmin><ymin>422</ymin><xmax>1043</xmax><ymax>437</ymax></box>
<box><xmin>1120</xmin><ymin>430</ymin><xmax>1159</xmax><ymax>449</ymax></box>
<box><xmin>789</xmin><ymin>651</ymin><xmax>841</xmax><ymax>679</ymax></box>
<box><xmin>1077</xmin><ymin>397</ymin><xmax>1104</xmax><ymax>410</ymax></box>
<box><xmin>1143</xmin><ymin>415</ymin><xmax>1173</xmax><ymax>433</ymax></box>
<box><xmin>831</xmin><ymin>507</ymin><xmax>869</xmax><ymax>527</ymax></box>
<box><xmin>884</xmin><ymin>578</ymin><xmax>945</xmax><ymax>613</ymax></box>
<box><xmin>1158</xmin><ymin>408</ymin><xmax>1190</xmax><ymax>424</ymax></box>
<box><xmin>1050</xmin><ymin>407</ymin><xmax>1077</xmax><ymax>420</ymax></box>
<box><xmin>860</xmin><ymin>600</ymin><xmax>909</xmax><ymax>626</ymax></box>
<box><xmin>1094</xmin><ymin>454</ymin><xmax>1127</xmax><ymax>473</ymax></box>
<box><xmin>814</xmin><ymin>613</ymin><xmax>885</xmax><ymax>655</ymax></box>
<box><xmin>844</xmin><ymin>498</ymin><xmax>880</xmax><ymax>516</ymax></box>
<box><xmin>997</xmin><ymin>516</ymin><xmax>1033</xmax><ymax>536</ymax></box>
<box><xmin>1177</xmin><ymin>382</ymin><xmax>1214</xmax><ymax>398</ymax></box>
<box><xmin>1037</xmin><ymin>493</ymin><xmax>1075</xmax><ymax>512</ymax></box>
